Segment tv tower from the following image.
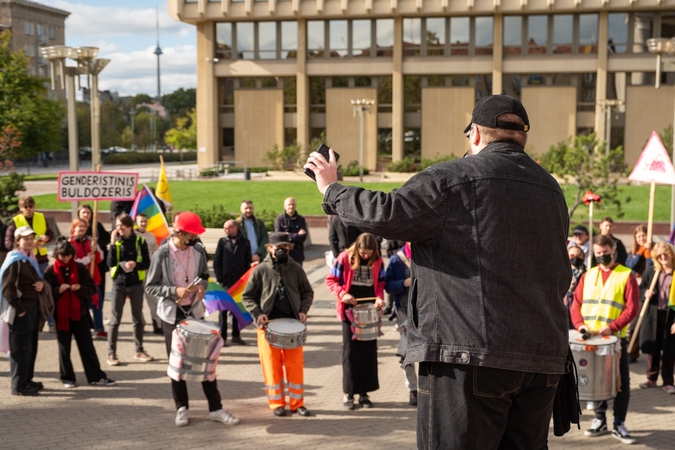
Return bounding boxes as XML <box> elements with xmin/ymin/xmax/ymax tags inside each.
<box><xmin>154</xmin><ymin>4</ymin><xmax>162</xmax><ymax>101</ymax></box>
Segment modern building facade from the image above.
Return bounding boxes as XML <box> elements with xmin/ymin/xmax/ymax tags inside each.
<box><xmin>0</xmin><ymin>0</ymin><xmax>69</xmax><ymax>96</ymax></box>
<box><xmin>169</xmin><ymin>0</ymin><xmax>675</xmax><ymax>170</ymax></box>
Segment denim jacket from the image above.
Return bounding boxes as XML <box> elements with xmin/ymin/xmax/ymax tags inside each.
<box><xmin>322</xmin><ymin>141</ymin><xmax>571</xmax><ymax>374</ymax></box>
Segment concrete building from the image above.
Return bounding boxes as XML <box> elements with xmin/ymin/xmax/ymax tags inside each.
<box><xmin>0</xmin><ymin>0</ymin><xmax>69</xmax><ymax>96</ymax></box>
<box><xmin>169</xmin><ymin>0</ymin><xmax>675</xmax><ymax>170</ymax></box>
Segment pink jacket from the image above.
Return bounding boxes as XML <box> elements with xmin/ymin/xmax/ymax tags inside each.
<box><xmin>325</xmin><ymin>250</ymin><xmax>386</xmax><ymax>321</ymax></box>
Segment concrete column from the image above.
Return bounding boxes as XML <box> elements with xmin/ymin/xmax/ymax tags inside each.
<box><xmin>492</xmin><ymin>14</ymin><xmax>503</xmax><ymax>95</ymax></box>
<box><xmin>196</xmin><ymin>21</ymin><xmax>219</xmax><ymax>169</ymax></box>
<box><xmin>297</xmin><ymin>19</ymin><xmax>310</xmax><ymax>152</ymax></box>
<box><xmin>392</xmin><ymin>16</ymin><xmax>404</xmax><ymax>162</ymax></box>
<box><xmin>66</xmin><ymin>70</ymin><xmax>79</xmax><ymax>219</ymax></box>
<box><xmin>594</xmin><ymin>11</ymin><xmax>608</xmax><ymax>143</ymax></box>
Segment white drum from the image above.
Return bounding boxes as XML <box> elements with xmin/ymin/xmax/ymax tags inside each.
<box><xmin>175</xmin><ymin>319</ymin><xmax>222</xmax><ymax>382</ymax></box>
<box><xmin>353</xmin><ymin>322</ymin><xmax>380</xmax><ymax>341</ymax></box>
<box><xmin>569</xmin><ymin>330</ymin><xmax>620</xmax><ymax>401</ymax></box>
<box><xmin>265</xmin><ymin>318</ymin><xmax>307</xmax><ymax>349</ymax></box>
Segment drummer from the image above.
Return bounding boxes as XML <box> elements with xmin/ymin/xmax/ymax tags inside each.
<box><xmin>325</xmin><ymin>233</ymin><xmax>385</xmax><ymax>410</ymax></box>
<box><xmin>571</xmin><ymin>234</ymin><xmax>639</xmax><ymax>445</ymax></box>
<box><xmin>242</xmin><ymin>232</ymin><xmax>314</xmax><ymax>417</ymax></box>
<box><xmin>145</xmin><ymin>211</ymin><xmax>239</xmax><ymax>427</ymax></box>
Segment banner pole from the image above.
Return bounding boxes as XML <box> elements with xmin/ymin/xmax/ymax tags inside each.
<box><xmin>90</xmin><ymin>164</ymin><xmax>101</xmax><ymax>277</ymax></box>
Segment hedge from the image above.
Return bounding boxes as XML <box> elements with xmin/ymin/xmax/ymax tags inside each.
<box><xmin>192</xmin><ymin>204</ymin><xmax>278</xmax><ymax>230</ymax></box>
<box><xmin>103</xmin><ymin>151</ymin><xmax>197</xmax><ymax>165</ymax></box>
<box><xmin>199</xmin><ymin>167</ymin><xmax>269</xmax><ymax>177</ymax></box>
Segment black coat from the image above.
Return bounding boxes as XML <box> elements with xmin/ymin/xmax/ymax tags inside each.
<box><xmin>274</xmin><ymin>213</ymin><xmax>308</xmax><ymax>263</ymax></box>
<box><xmin>639</xmin><ymin>267</ymin><xmax>675</xmax><ymax>358</ymax></box>
<box><xmin>328</xmin><ymin>216</ymin><xmax>362</xmax><ymax>258</ymax></box>
<box><xmin>213</xmin><ymin>233</ymin><xmax>252</xmax><ymax>289</ymax></box>
<box><xmin>43</xmin><ymin>262</ymin><xmax>97</xmax><ymax>323</ymax></box>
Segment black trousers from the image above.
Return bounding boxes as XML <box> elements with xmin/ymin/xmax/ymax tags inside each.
<box><xmin>162</xmin><ymin>310</ymin><xmax>222</xmax><ymax>412</ymax></box>
<box><xmin>417</xmin><ymin>362</ymin><xmax>560</xmax><ymax>450</ymax></box>
<box><xmin>595</xmin><ymin>337</ymin><xmax>630</xmax><ymax>425</ymax></box>
<box><xmin>56</xmin><ymin>317</ymin><xmax>107</xmax><ymax>384</ymax></box>
<box><xmin>341</xmin><ymin>321</ymin><xmax>379</xmax><ymax>395</ymax></box>
<box><xmin>218</xmin><ymin>311</ymin><xmax>240</xmax><ymax>340</ymax></box>
<box><xmin>9</xmin><ymin>306</ymin><xmax>40</xmax><ymax>392</ymax></box>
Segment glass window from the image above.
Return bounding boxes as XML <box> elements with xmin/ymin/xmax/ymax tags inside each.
<box><xmin>450</xmin><ymin>17</ymin><xmax>469</xmax><ymax>55</ymax></box>
<box><xmin>504</xmin><ymin>16</ymin><xmax>522</xmax><ymax>55</ymax></box>
<box><xmin>283</xmin><ymin>77</ymin><xmax>297</xmax><ymax>112</ymax></box>
<box><xmin>404</xmin><ymin>129</ymin><xmax>421</xmax><ymax>159</ymax></box>
<box><xmin>403</xmin><ymin>18</ymin><xmax>421</xmax><ymax>56</ymax></box>
<box><xmin>220</xmin><ymin>78</ymin><xmax>235</xmax><ymax>112</ymax></box>
<box><xmin>427</xmin><ymin>75</ymin><xmax>445</xmax><ymax>87</ymax></box>
<box><xmin>553</xmin><ymin>15</ymin><xmax>573</xmax><ymax>54</ymax></box>
<box><xmin>355</xmin><ymin>76</ymin><xmax>371</xmax><ymax>87</ymax></box>
<box><xmin>309</xmin><ymin>77</ymin><xmax>325</xmax><ymax>112</ymax></box>
<box><xmin>259</xmin><ymin>22</ymin><xmax>277</xmax><ymax>59</ymax></box>
<box><xmin>237</xmin><ymin>22</ymin><xmax>254</xmax><ymax>60</ymax></box>
<box><xmin>37</xmin><ymin>24</ymin><xmax>43</xmax><ymax>36</ymax></box>
<box><xmin>352</xmin><ymin>20</ymin><xmax>371</xmax><ymax>57</ymax></box>
<box><xmin>426</xmin><ymin>18</ymin><xmax>445</xmax><ymax>56</ymax></box>
<box><xmin>378</xmin><ymin>76</ymin><xmax>392</xmax><ymax>112</ymax></box>
<box><xmin>404</xmin><ymin>75</ymin><xmax>421</xmax><ymax>112</ymax></box>
<box><xmin>261</xmin><ymin>77</ymin><xmax>277</xmax><ymax>88</ymax></box>
<box><xmin>281</xmin><ymin>21</ymin><xmax>297</xmax><ymax>59</ymax></box>
<box><xmin>608</xmin><ymin>13</ymin><xmax>628</xmax><ymax>54</ymax></box>
<box><xmin>307</xmin><ymin>21</ymin><xmax>325</xmax><ymax>58</ymax></box>
<box><xmin>475</xmin><ymin>17</ymin><xmax>493</xmax><ymax>55</ymax></box>
<box><xmin>632</xmin><ymin>14</ymin><xmax>654</xmax><ymax>54</ymax></box>
<box><xmin>332</xmin><ymin>76</ymin><xmax>348</xmax><ymax>87</ymax></box>
<box><xmin>329</xmin><ymin>20</ymin><xmax>348</xmax><ymax>57</ymax></box>
<box><xmin>376</xmin><ymin>19</ymin><xmax>394</xmax><ymax>56</ymax></box>
<box><xmin>241</xmin><ymin>77</ymin><xmax>256</xmax><ymax>88</ymax></box>
<box><xmin>284</xmin><ymin>129</ymin><xmax>297</xmax><ymax>146</ymax></box>
<box><xmin>527</xmin><ymin>15</ymin><xmax>547</xmax><ymax>54</ymax></box>
<box><xmin>579</xmin><ymin>14</ymin><xmax>598</xmax><ymax>54</ymax></box>
<box><xmin>662</xmin><ymin>14</ymin><xmax>675</xmax><ymax>38</ymax></box>
<box><xmin>216</xmin><ymin>23</ymin><xmax>233</xmax><ymax>59</ymax></box>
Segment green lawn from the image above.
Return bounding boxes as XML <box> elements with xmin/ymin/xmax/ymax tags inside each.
<box><xmin>23</xmin><ymin>174</ymin><xmax>59</xmax><ymax>181</ymax></box>
<box><xmin>31</xmin><ymin>180</ymin><xmax>672</xmax><ymax>223</ymax></box>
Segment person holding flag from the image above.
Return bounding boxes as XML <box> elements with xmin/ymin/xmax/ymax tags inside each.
<box><xmin>145</xmin><ymin>211</ymin><xmax>239</xmax><ymax>427</ymax></box>
<box><xmin>242</xmin><ymin>232</ymin><xmax>314</xmax><ymax>417</ymax></box>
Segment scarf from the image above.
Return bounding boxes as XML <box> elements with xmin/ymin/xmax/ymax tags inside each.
<box><xmin>54</xmin><ymin>258</ymin><xmax>81</xmax><ymax>331</ymax></box>
<box><xmin>70</xmin><ymin>236</ymin><xmax>99</xmax><ymax>307</ymax></box>
<box><xmin>0</xmin><ymin>250</ymin><xmax>41</xmax><ymax>324</ymax></box>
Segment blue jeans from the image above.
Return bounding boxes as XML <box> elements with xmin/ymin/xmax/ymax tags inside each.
<box><xmin>417</xmin><ymin>362</ymin><xmax>560</xmax><ymax>450</ymax></box>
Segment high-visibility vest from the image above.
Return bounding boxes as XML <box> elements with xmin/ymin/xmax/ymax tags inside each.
<box><xmin>581</xmin><ymin>265</ymin><xmax>632</xmax><ymax>338</ymax></box>
<box><xmin>13</xmin><ymin>212</ymin><xmax>48</xmax><ymax>257</ymax></box>
<box><xmin>110</xmin><ymin>236</ymin><xmax>146</xmax><ymax>281</ymax></box>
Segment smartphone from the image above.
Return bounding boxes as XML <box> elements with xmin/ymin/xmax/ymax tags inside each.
<box><xmin>304</xmin><ymin>144</ymin><xmax>340</xmax><ymax>181</ymax></box>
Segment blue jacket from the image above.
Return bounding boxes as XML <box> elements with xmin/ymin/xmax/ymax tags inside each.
<box><xmin>385</xmin><ymin>252</ymin><xmax>410</xmax><ymax>313</ymax></box>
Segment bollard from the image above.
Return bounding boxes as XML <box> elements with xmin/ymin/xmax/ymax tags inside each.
<box><xmin>244</xmin><ymin>168</ymin><xmax>251</xmax><ymax>180</ymax></box>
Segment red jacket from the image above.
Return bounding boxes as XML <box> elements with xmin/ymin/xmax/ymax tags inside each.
<box><xmin>69</xmin><ymin>236</ymin><xmax>103</xmax><ymax>285</ymax></box>
<box><xmin>325</xmin><ymin>250</ymin><xmax>385</xmax><ymax>321</ymax></box>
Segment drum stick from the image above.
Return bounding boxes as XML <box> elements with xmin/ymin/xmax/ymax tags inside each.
<box><xmin>628</xmin><ymin>269</ymin><xmax>661</xmax><ymax>354</ymax></box>
<box><xmin>356</xmin><ymin>297</ymin><xmax>377</xmax><ymax>302</ymax></box>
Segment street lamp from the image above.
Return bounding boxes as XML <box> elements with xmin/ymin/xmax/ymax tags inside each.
<box><xmin>646</xmin><ymin>37</ymin><xmax>675</xmax><ymax>230</ymax></box>
<box><xmin>351</xmin><ymin>98</ymin><xmax>375</xmax><ymax>182</ymax></box>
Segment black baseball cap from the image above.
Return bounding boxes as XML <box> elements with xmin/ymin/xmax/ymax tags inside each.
<box><xmin>463</xmin><ymin>95</ymin><xmax>530</xmax><ymax>133</ymax></box>
<box><xmin>573</xmin><ymin>225</ymin><xmax>589</xmax><ymax>235</ymax></box>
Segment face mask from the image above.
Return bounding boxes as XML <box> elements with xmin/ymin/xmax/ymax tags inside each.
<box><xmin>184</xmin><ymin>236</ymin><xmax>199</xmax><ymax>247</ymax></box>
<box><xmin>570</xmin><ymin>257</ymin><xmax>583</xmax><ymax>268</ymax></box>
<box><xmin>596</xmin><ymin>254</ymin><xmax>613</xmax><ymax>266</ymax></box>
<box><xmin>274</xmin><ymin>247</ymin><xmax>289</xmax><ymax>263</ymax></box>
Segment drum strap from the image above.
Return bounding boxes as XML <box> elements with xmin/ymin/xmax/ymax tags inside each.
<box><xmin>170</xmin><ymin>349</ymin><xmax>215</xmax><ymax>365</ymax></box>
<box><xmin>168</xmin><ymin>364</ymin><xmax>215</xmax><ymax>376</ymax></box>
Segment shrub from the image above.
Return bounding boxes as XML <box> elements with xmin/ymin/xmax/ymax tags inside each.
<box><xmin>387</xmin><ymin>157</ymin><xmax>418</xmax><ymax>173</ymax></box>
<box><xmin>192</xmin><ymin>204</ymin><xmax>279</xmax><ymax>230</ymax></box>
<box><xmin>199</xmin><ymin>166</ymin><xmax>269</xmax><ymax>177</ymax></box>
<box><xmin>264</xmin><ymin>144</ymin><xmax>302</xmax><ymax>170</ymax></box>
<box><xmin>341</xmin><ymin>160</ymin><xmax>370</xmax><ymax>177</ymax></box>
<box><xmin>103</xmin><ymin>151</ymin><xmax>197</xmax><ymax>165</ymax></box>
<box><xmin>0</xmin><ymin>171</ymin><xmax>25</xmax><ymax>218</ymax></box>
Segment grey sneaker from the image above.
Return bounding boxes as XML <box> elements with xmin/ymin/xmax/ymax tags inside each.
<box><xmin>612</xmin><ymin>423</ymin><xmax>636</xmax><ymax>444</ymax></box>
<box><xmin>584</xmin><ymin>418</ymin><xmax>608</xmax><ymax>437</ymax></box>
<box><xmin>91</xmin><ymin>378</ymin><xmax>116</xmax><ymax>386</ymax></box>
<box><xmin>209</xmin><ymin>408</ymin><xmax>240</xmax><ymax>425</ymax></box>
<box><xmin>175</xmin><ymin>406</ymin><xmax>188</xmax><ymax>427</ymax></box>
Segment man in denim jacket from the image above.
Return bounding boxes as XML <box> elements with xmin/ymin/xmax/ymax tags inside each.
<box><xmin>305</xmin><ymin>95</ymin><xmax>571</xmax><ymax>449</ymax></box>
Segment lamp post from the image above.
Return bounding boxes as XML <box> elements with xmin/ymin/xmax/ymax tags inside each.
<box><xmin>351</xmin><ymin>98</ymin><xmax>375</xmax><ymax>182</ymax></box>
<box><xmin>646</xmin><ymin>37</ymin><xmax>675</xmax><ymax>230</ymax></box>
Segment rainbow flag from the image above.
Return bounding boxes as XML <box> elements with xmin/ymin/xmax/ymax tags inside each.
<box><xmin>203</xmin><ymin>267</ymin><xmax>255</xmax><ymax>330</ymax></box>
<box><xmin>129</xmin><ymin>184</ymin><xmax>170</xmax><ymax>246</ymax></box>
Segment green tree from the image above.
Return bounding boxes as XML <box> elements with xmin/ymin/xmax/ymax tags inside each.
<box><xmin>163</xmin><ymin>88</ymin><xmax>196</xmax><ymax>121</ymax></box>
<box><xmin>540</xmin><ymin>132</ymin><xmax>629</xmax><ymax>220</ymax></box>
<box><xmin>164</xmin><ymin>108</ymin><xmax>196</xmax><ymax>150</ymax></box>
<box><xmin>0</xmin><ymin>31</ymin><xmax>65</xmax><ymax>158</ymax></box>
<box><xmin>659</xmin><ymin>124</ymin><xmax>673</xmax><ymax>159</ymax></box>
<box><xmin>76</xmin><ymin>102</ymin><xmax>91</xmax><ymax>148</ymax></box>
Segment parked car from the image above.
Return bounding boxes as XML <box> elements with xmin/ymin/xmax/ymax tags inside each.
<box><xmin>103</xmin><ymin>146</ymin><xmax>130</xmax><ymax>155</ymax></box>
<box><xmin>79</xmin><ymin>147</ymin><xmax>92</xmax><ymax>160</ymax></box>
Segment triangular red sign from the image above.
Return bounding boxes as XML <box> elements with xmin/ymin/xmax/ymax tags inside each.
<box><xmin>628</xmin><ymin>131</ymin><xmax>675</xmax><ymax>185</ymax></box>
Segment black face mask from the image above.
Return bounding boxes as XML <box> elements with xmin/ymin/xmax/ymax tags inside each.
<box><xmin>570</xmin><ymin>257</ymin><xmax>584</xmax><ymax>268</ymax></box>
<box><xmin>274</xmin><ymin>247</ymin><xmax>289</xmax><ymax>263</ymax></box>
<box><xmin>596</xmin><ymin>254</ymin><xmax>613</xmax><ymax>266</ymax></box>
<box><xmin>184</xmin><ymin>237</ymin><xmax>199</xmax><ymax>247</ymax></box>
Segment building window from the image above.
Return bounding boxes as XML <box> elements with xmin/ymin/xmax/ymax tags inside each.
<box><xmin>258</xmin><ymin>22</ymin><xmax>277</xmax><ymax>59</ymax></box>
<box><xmin>307</xmin><ymin>21</ymin><xmax>325</xmax><ymax>58</ymax></box>
<box><xmin>504</xmin><ymin>16</ymin><xmax>522</xmax><ymax>55</ymax></box>
<box><xmin>216</xmin><ymin>23</ymin><xmax>233</xmax><ymax>59</ymax></box>
<box><xmin>37</xmin><ymin>24</ymin><xmax>43</xmax><ymax>36</ymax></box>
<box><xmin>329</xmin><ymin>20</ymin><xmax>348</xmax><ymax>58</ymax></box>
<box><xmin>25</xmin><ymin>44</ymin><xmax>35</xmax><ymax>56</ymax></box>
<box><xmin>309</xmin><ymin>77</ymin><xmax>325</xmax><ymax>113</ymax></box>
<box><xmin>608</xmin><ymin>13</ymin><xmax>629</xmax><ymax>54</ymax></box>
<box><xmin>282</xmin><ymin>77</ymin><xmax>296</xmax><ymax>113</ymax></box>
<box><xmin>425</xmin><ymin>18</ymin><xmax>445</xmax><ymax>56</ymax></box>
<box><xmin>241</xmin><ymin>77</ymin><xmax>256</xmax><ymax>88</ymax></box>
<box><xmin>332</xmin><ymin>76</ymin><xmax>348</xmax><ymax>87</ymax></box>
<box><xmin>578</xmin><ymin>14</ymin><xmax>598</xmax><ymax>54</ymax></box>
<box><xmin>237</xmin><ymin>22</ymin><xmax>254</xmax><ymax>59</ymax></box>
<box><xmin>403</xmin><ymin>19</ymin><xmax>421</xmax><ymax>56</ymax></box>
<box><xmin>475</xmin><ymin>17</ymin><xmax>493</xmax><ymax>55</ymax></box>
<box><xmin>49</xmin><ymin>26</ymin><xmax>55</xmax><ymax>40</ymax></box>
<box><xmin>261</xmin><ymin>77</ymin><xmax>277</xmax><ymax>88</ymax></box>
<box><xmin>450</xmin><ymin>17</ymin><xmax>469</xmax><ymax>56</ymax></box>
<box><xmin>553</xmin><ymin>15</ymin><xmax>573</xmax><ymax>54</ymax></box>
<box><xmin>376</xmin><ymin>19</ymin><xmax>394</xmax><ymax>56</ymax></box>
<box><xmin>662</xmin><ymin>14</ymin><xmax>675</xmax><ymax>38</ymax></box>
<box><xmin>24</xmin><ymin>22</ymin><xmax>34</xmax><ymax>35</ymax></box>
<box><xmin>355</xmin><ymin>76</ymin><xmax>371</xmax><ymax>87</ymax></box>
<box><xmin>527</xmin><ymin>15</ymin><xmax>548</xmax><ymax>54</ymax></box>
<box><xmin>378</xmin><ymin>76</ymin><xmax>392</xmax><ymax>113</ymax></box>
<box><xmin>284</xmin><ymin>128</ymin><xmax>297</xmax><ymax>146</ymax></box>
<box><xmin>220</xmin><ymin>78</ymin><xmax>234</xmax><ymax>113</ymax></box>
<box><xmin>352</xmin><ymin>20</ymin><xmax>371</xmax><ymax>57</ymax></box>
<box><xmin>404</xmin><ymin>75</ymin><xmax>421</xmax><ymax>113</ymax></box>
<box><xmin>281</xmin><ymin>21</ymin><xmax>297</xmax><ymax>59</ymax></box>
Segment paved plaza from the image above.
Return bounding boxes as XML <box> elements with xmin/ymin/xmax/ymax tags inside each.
<box><xmin>2</xmin><ymin>249</ymin><xmax>675</xmax><ymax>449</ymax></box>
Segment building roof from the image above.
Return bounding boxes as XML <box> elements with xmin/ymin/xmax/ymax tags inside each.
<box><xmin>1</xmin><ymin>0</ymin><xmax>70</xmax><ymax>17</ymax></box>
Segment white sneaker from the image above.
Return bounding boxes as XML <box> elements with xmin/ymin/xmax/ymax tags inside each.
<box><xmin>63</xmin><ymin>381</ymin><xmax>76</xmax><ymax>388</ymax></box>
<box><xmin>209</xmin><ymin>408</ymin><xmax>240</xmax><ymax>425</ymax></box>
<box><xmin>586</xmin><ymin>401</ymin><xmax>596</xmax><ymax>411</ymax></box>
<box><xmin>175</xmin><ymin>406</ymin><xmax>188</xmax><ymax>427</ymax></box>
<box><xmin>584</xmin><ymin>418</ymin><xmax>608</xmax><ymax>437</ymax></box>
<box><xmin>612</xmin><ymin>423</ymin><xmax>636</xmax><ymax>444</ymax></box>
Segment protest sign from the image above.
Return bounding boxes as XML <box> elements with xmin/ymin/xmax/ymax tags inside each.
<box><xmin>57</xmin><ymin>171</ymin><xmax>139</xmax><ymax>201</ymax></box>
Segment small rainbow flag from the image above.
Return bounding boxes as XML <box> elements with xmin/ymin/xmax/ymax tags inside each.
<box><xmin>129</xmin><ymin>184</ymin><xmax>170</xmax><ymax>246</ymax></box>
<box><xmin>203</xmin><ymin>266</ymin><xmax>255</xmax><ymax>331</ymax></box>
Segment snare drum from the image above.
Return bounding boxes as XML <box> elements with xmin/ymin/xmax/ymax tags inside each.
<box><xmin>265</xmin><ymin>318</ymin><xmax>307</xmax><ymax>349</ymax></box>
<box><xmin>173</xmin><ymin>319</ymin><xmax>223</xmax><ymax>382</ymax></box>
<box><xmin>569</xmin><ymin>330</ymin><xmax>619</xmax><ymax>401</ymax></box>
<box><xmin>352</xmin><ymin>304</ymin><xmax>381</xmax><ymax>326</ymax></box>
<box><xmin>353</xmin><ymin>322</ymin><xmax>380</xmax><ymax>341</ymax></box>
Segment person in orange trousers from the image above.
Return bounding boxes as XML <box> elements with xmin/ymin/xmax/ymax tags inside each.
<box><xmin>243</xmin><ymin>232</ymin><xmax>314</xmax><ymax>417</ymax></box>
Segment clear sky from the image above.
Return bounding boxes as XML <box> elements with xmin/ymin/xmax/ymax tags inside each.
<box><xmin>41</xmin><ymin>0</ymin><xmax>196</xmax><ymax>97</ymax></box>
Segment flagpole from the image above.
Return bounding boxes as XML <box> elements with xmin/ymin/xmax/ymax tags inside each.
<box><xmin>587</xmin><ymin>201</ymin><xmax>594</xmax><ymax>269</ymax></box>
<box><xmin>647</xmin><ymin>181</ymin><xmax>656</xmax><ymax>244</ymax></box>
<box><xmin>90</xmin><ymin>164</ymin><xmax>101</xmax><ymax>277</ymax></box>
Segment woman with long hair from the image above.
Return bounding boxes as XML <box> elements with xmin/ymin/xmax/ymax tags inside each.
<box><xmin>78</xmin><ymin>204</ymin><xmax>110</xmax><ymax>314</ymax></box>
<box><xmin>326</xmin><ymin>233</ymin><xmax>385</xmax><ymax>410</ymax></box>
<box><xmin>69</xmin><ymin>218</ymin><xmax>105</xmax><ymax>338</ymax></box>
<box><xmin>639</xmin><ymin>242</ymin><xmax>675</xmax><ymax>393</ymax></box>
<box><xmin>43</xmin><ymin>238</ymin><xmax>114</xmax><ymax>388</ymax></box>
<box><xmin>626</xmin><ymin>225</ymin><xmax>653</xmax><ymax>282</ymax></box>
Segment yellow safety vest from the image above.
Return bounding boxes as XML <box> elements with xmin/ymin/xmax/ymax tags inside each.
<box><xmin>13</xmin><ymin>212</ymin><xmax>48</xmax><ymax>257</ymax></box>
<box><xmin>581</xmin><ymin>265</ymin><xmax>632</xmax><ymax>338</ymax></box>
<box><xmin>110</xmin><ymin>236</ymin><xmax>146</xmax><ymax>281</ymax></box>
